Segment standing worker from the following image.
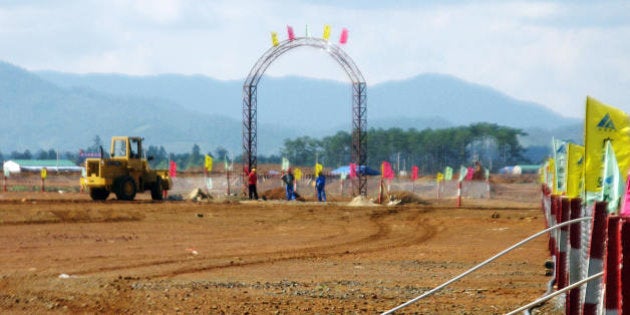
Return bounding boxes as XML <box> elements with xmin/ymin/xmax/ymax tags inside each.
<box><xmin>248</xmin><ymin>168</ymin><xmax>258</xmax><ymax>200</ymax></box>
<box><xmin>281</xmin><ymin>168</ymin><xmax>295</xmax><ymax>201</ymax></box>
<box><xmin>316</xmin><ymin>172</ymin><xmax>326</xmax><ymax>202</ymax></box>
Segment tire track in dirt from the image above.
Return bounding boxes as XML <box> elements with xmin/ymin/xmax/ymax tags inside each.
<box><xmin>151</xmin><ymin>208</ymin><xmax>439</xmax><ymax>278</ymax></box>
<box><xmin>23</xmin><ymin>205</ymin><xmax>438</xmax><ymax>279</ymax></box>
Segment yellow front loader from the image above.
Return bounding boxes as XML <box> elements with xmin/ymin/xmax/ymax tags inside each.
<box><xmin>81</xmin><ymin>136</ymin><xmax>172</xmax><ymax>201</ymax></box>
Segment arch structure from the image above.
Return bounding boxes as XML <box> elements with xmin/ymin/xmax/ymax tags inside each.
<box><xmin>242</xmin><ymin>37</ymin><xmax>367</xmax><ymax>196</ymax></box>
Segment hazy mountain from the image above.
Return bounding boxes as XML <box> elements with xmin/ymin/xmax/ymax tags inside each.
<box><xmin>37</xmin><ymin>71</ymin><xmax>580</xmax><ymax>131</ymax></box>
<box><xmin>0</xmin><ymin>60</ymin><xmax>581</xmax><ymax>157</ymax></box>
<box><xmin>0</xmin><ymin>61</ymin><xmax>287</xmax><ymax>155</ymax></box>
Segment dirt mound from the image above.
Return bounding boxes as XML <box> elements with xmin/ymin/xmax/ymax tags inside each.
<box><xmin>387</xmin><ymin>191</ymin><xmax>429</xmax><ymax>205</ymax></box>
<box><xmin>260</xmin><ymin>187</ymin><xmax>305</xmax><ymax>201</ymax></box>
<box><xmin>347</xmin><ymin>195</ymin><xmax>379</xmax><ymax>207</ymax></box>
<box><xmin>186</xmin><ymin>188</ymin><xmax>213</xmax><ymax>202</ymax></box>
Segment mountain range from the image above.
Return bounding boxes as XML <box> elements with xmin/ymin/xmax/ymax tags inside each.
<box><xmin>0</xmin><ymin>60</ymin><xmax>582</xmax><ymax>157</ymax></box>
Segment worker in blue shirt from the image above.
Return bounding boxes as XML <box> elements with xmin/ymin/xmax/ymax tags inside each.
<box><xmin>316</xmin><ymin>172</ymin><xmax>326</xmax><ymax>202</ymax></box>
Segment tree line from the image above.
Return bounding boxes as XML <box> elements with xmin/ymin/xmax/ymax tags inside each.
<box><xmin>1</xmin><ymin>123</ymin><xmax>530</xmax><ymax>174</ymax></box>
<box><xmin>280</xmin><ymin>123</ymin><xmax>529</xmax><ymax>174</ymax></box>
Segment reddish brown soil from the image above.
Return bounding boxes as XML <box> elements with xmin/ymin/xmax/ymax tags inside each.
<box><xmin>0</xmin><ymin>183</ymin><xmax>558</xmax><ymax>314</ymax></box>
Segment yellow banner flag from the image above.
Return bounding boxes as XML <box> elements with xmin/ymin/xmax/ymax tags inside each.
<box><xmin>314</xmin><ymin>163</ymin><xmax>323</xmax><ymax>176</ymax></box>
<box><xmin>566</xmin><ymin>143</ymin><xmax>585</xmax><ymax>198</ymax></box>
<box><xmin>294</xmin><ymin>168</ymin><xmax>302</xmax><ymax>180</ymax></box>
<box><xmin>271</xmin><ymin>32</ymin><xmax>279</xmax><ymax>46</ymax></box>
<box><xmin>436</xmin><ymin>172</ymin><xmax>444</xmax><ymax>182</ymax></box>
<box><xmin>548</xmin><ymin>158</ymin><xmax>556</xmax><ymax>193</ymax></box>
<box><xmin>584</xmin><ymin>96</ymin><xmax>630</xmax><ymax>193</ymax></box>
<box><xmin>205</xmin><ymin>155</ymin><xmax>213</xmax><ymax>172</ymax></box>
<box><xmin>538</xmin><ymin>161</ymin><xmax>549</xmax><ymax>184</ymax></box>
<box><xmin>323</xmin><ymin>25</ymin><xmax>331</xmax><ymax>40</ymax></box>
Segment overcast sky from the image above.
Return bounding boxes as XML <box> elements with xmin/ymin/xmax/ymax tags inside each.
<box><xmin>1</xmin><ymin>0</ymin><xmax>629</xmax><ymax>119</ymax></box>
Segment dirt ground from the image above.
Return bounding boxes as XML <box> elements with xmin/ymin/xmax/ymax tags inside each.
<box><xmin>0</xmin><ymin>182</ymin><xmax>559</xmax><ymax>314</ymax></box>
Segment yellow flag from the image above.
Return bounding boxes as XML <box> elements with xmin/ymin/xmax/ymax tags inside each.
<box><xmin>584</xmin><ymin>96</ymin><xmax>630</xmax><ymax>193</ymax></box>
<box><xmin>294</xmin><ymin>168</ymin><xmax>302</xmax><ymax>180</ymax></box>
<box><xmin>271</xmin><ymin>32</ymin><xmax>279</xmax><ymax>46</ymax></box>
<box><xmin>323</xmin><ymin>25</ymin><xmax>331</xmax><ymax>40</ymax></box>
<box><xmin>205</xmin><ymin>155</ymin><xmax>213</xmax><ymax>172</ymax></box>
<box><xmin>436</xmin><ymin>172</ymin><xmax>444</xmax><ymax>182</ymax></box>
<box><xmin>314</xmin><ymin>163</ymin><xmax>323</xmax><ymax>176</ymax></box>
<box><xmin>548</xmin><ymin>158</ymin><xmax>556</xmax><ymax>194</ymax></box>
<box><xmin>566</xmin><ymin>143</ymin><xmax>585</xmax><ymax>198</ymax></box>
<box><xmin>539</xmin><ymin>159</ymin><xmax>550</xmax><ymax>185</ymax></box>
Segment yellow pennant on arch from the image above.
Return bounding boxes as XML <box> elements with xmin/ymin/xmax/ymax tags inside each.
<box><xmin>271</xmin><ymin>32</ymin><xmax>279</xmax><ymax>47</ymax></box>
<box><xmin>323</xmin><ymin>25</ymin><xmax>331</xmax><ymax>41</ymax></box>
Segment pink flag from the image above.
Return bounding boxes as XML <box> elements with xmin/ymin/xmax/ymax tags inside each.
<box><xmin>382</xmin><ymin>161</ymin><xmax>394</xmax><ymax>180</ymax></box>
<box><xmin>169</xmin><ymin>161</ymin><xmax>177</xmax><ymax>178</ymax></box>
<box><xmin>287</xmin><ymin>25</ymin><xmax>295</xmax><ymax>41</ymax></box>
<box><xmin>411</xmin><ymin>165</ymin><xmax>419</xmax><ymax>181</ymax></box>
<box><xmin>621</xmin><ymin>171</ymin><xmax>630</xmax><ymax>216</ymax></box>
<box><xmin>466</xmin><ymin>167</ymin><xmax>474</xmax><ymax>181</ymax></box>
<box><xmin>349</xmin><ymin>163</ymin><xmax>357</xmax><ymax>179</ymax></box>
<box><xmin>339</xmin><ymin>28</ymin><xmax>348</xmax><ymax>44</ymax></box>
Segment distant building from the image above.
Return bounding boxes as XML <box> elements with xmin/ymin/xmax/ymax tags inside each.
<box><xmin>3</xmin><ymin>159</ymin><xmax>83</xmax><ymax>174</ymax></box>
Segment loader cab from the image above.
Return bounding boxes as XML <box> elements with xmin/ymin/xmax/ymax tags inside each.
<box><xmin>110</xmin><ymin>136</ymin><xmax>143</xmax><ymax>160</ymax></box>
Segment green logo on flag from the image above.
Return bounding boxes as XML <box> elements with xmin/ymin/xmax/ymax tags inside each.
<box><xmin>597</xmin><ymin>113</ymin><xmax>616</xmax><ymax>131</ymax></box>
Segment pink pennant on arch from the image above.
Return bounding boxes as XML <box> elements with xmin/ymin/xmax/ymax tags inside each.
<box><xmin>339</xmin><ymin>28</ymin><xmax>348</xmax><ymax>44</ymax></box>
<box><xmin>287</xmin><ymin>25</ymin><xmax>295</xmax><ymax>41</ymax></box>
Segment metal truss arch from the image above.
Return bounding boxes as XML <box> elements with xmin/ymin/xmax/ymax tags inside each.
<box><xmin>243</xmin><ymin>37</ymin><xmax>368</xmax><ymax>196</ymax></box>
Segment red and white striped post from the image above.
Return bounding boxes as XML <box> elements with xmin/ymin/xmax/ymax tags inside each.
<box><xmin>583</xmin><ymin>201</ymin><xmax>609</xmax><ymax>315</ymax></box>
<box><xmin>557</xmin><ymin>198</ymin><xmax>571</xmax><ymax>291</ymax></box>
<box><xmin>567</xmin><ymin>198</ymin><xmax>582</xmax><ymax>314</ymax></box>
<box><xmin>457</xmin><ymin>180</ymin><xmax>462</xmax><ymax>207</ymax></box>
<box><xmin>620</xmin><ymin>218</ymin><xmax>630</xmax><ymax>314</ymax></box>
<box><xmin>548</xmin><ymin>195</ymin><xmax>558</xmax><ymax>256</ymax></box>
<box><xmin>603</xmin><ymin>216</ymin><xmax>622</xmax><ymax>314</ymax></box>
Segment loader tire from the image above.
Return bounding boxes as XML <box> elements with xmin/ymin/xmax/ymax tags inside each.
<box><xmin>150</xmin><ymin>177</ymin><xmax>163</xmax><ymax>201</ymax></box>
<box><xmin>115</xmin><ymin>176</ymin><xmax>137</xmax><ymax>201</ymax></box>
<box><xmin>90</xmin><ymin>188</ymin><xmax>110</xmax><ymax>201</ymax></box>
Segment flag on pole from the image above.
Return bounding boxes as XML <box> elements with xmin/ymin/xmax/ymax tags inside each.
<box><xmin>282</xmin><ymin>157</ymin><xmax>290</xmax><ymax>171</ymax></box>
<box><xmin>305</xmin><ymin>24</ymin><xmax>310</xmax><ymax>37</ymax></box>
<box><xmin>204</xmin><ymin>155</ymin><xmax>213</xmax><ymax>172</ymax></box>
<box><xmin>444</xmin><ymin>166</ymin><xmax>453</xmax><ymax>181</ymax></box>
<box><xmin>294</xmin><ymin>168</ymin><xmax>302</xmax><ymax>180</ymax></box>
<box><xmin>271</xmin><ymin>32</ymin><xmax>279</xmax><ymax>46</ymax></box>
<box><xmin>566</xmin><ymin>143</ymin><xmax>585</xmax><ymax>198</ymax></box>
<box><xmin>601</xmin><ymin>140</ymin><xmax>623</xmax><ymax>213</ymax></box>
<box><xmin>539</xmin><ymin>161</ymin><xmax>548</xmax><ymax>185</ymax></box>
<box><xmin>547</xmin><ymin>158</ymin><xmax>555</xmax><ymax>191</ymax></box>
<box><xmin>620</xmin><ymin>173</ymin><xmax>630</xmax><ymax>216</ymax></box>
<box><xmin>466</xmin><ymin>167</ymin><xmax>474</xmax><ymax>181</ymax></box>
<box><xmin>339</xmin><ymin>28</ymin><xmax>348</xmax><ymax>44</ymax></box>
<box><xmin>458</xmin><ymin>166</ymin><xmax>468</xmax><ymax>182</ymax></box>
<box><xmin>381</xmin><ymin>161</ymin><xmax>394</xmax><ymax>180</ymax></box>
<box><xmin>349</xmin><ymin>163</ymin><xmax>357</xmax><ymax>179</ymax></box>
<box><xmin>411</xmin><ymin>165</ymin><xmax>419</xmax><ymax>181</ymax></box>
<box><xmin>584</xmin><ymin>96</ymin><xmax>630</xmax><ymax>194</ymax></box>
<box><xmin>169</xmin><ymin>161</ymin><xmax>177</xmax><ymax>178</ymax></box>
<box><xmin>314</xmin><ymin>163</ymin><xmax>323</xmax><ymax>176</ymax></box>
<box><xmin>436</xmin><ymin>172</ymin><xmax>444</xmax><ymax>182</ymax></box>
<box><xmin>552</xmin><ymin>138</ymin><xmax>568</xmax><ymax>195</ymax></box>
<box><xmin>287</xmin><ymin>25</ymin><xmax>295</xmax><ymax>41</ymax></box>
<box><xmin>323</xmin><ymin>24</ymin><xmax>331</xmax><ymax>41</ymax></box>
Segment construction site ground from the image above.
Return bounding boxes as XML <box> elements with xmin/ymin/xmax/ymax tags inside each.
<box><xmin>0</xmin><ymin>181</ymin><xmax>560</xmax><ymax>314</ymax></box>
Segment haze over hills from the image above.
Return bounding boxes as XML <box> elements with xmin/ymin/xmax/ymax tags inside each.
<box><xmin>0</xmin><ymin>60</ymin><xmax>581</xmax><ymax>158</ymax></box>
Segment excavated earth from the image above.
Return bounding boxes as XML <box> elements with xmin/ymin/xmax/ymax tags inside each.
<box><xmin>0</xmin><ymin>182</ymin><xmax>561</xmax><ymax>314</ymax></box>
